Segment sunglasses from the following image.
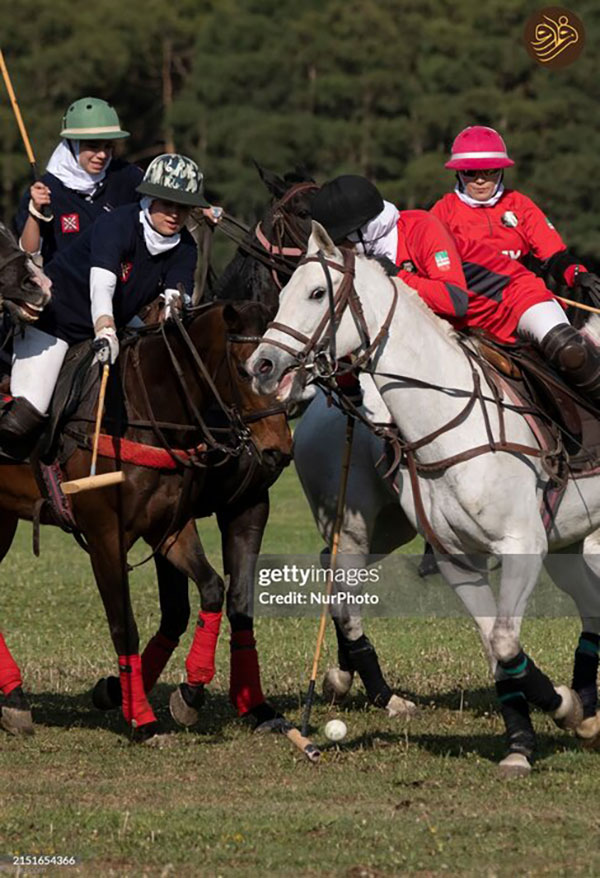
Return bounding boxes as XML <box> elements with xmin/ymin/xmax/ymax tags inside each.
<box><xmin>460</xmin><ymin>169</ymin><xmax>502</xmax><ymax>179</ymax></box>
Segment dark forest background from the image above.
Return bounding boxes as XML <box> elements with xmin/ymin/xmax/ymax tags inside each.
<box><xmin>2</xmin><ymin>0</ymin><xmax>599</xmax><ymax>265</ymax></box>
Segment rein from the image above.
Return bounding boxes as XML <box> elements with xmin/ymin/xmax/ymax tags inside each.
<box><xmin>216</xmin><ymin>182</ymin><xmax>318</xmax><ymax>290</ymax></box>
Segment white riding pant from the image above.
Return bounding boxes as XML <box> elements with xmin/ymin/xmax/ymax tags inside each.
<box><xmin>11</xmin><ymin>325</ymin><xmax>69</xmax><ymax>415</ymax></box>
<box><xmin>516</xmin><ymin>300</ymin><xmax>569</xmax><ymax>344</ymax></box>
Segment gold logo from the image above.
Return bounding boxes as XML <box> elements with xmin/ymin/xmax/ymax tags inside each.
<box><xmin>524</xmin><ymin>7</ymin><xmax>585</xmax><ymax>69</ymax></box>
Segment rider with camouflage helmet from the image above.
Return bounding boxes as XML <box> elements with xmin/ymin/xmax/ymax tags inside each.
<box><xmin>15</xmin><ymin>97</ymin><xmax>143</xmax><ymax>263</ymax></box>
<box><xmin>0</xmin><ymin>154</ymin><xmax>207</xmax><ymax>458</ymax></box>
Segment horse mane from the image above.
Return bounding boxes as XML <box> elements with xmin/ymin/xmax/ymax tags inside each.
<box><xmin>355</xmin><ymin>253</ymin><xmax>461</xmax><ymax>346</ymax></box>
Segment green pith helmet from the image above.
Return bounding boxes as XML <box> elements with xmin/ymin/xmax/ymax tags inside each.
<box><xmin>60</xmin><ymin>97</ymin><xmax>129</xmax><ymax>140</ymax></box>
<box><xmin>136</xmin><ymin>154</ymin><xmax>210</xmax><ymax>207</ymax></box>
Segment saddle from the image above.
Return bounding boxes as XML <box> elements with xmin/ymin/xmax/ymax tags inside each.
<box><xmin>464</xmin><ymin>329</ymin><xmax>600</xmax><ymax>473</ymax></box>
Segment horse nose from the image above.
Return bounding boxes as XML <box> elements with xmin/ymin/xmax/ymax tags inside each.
<box><xmin>262</xmin><ymin>448</ymin><xmax>292</xmax><ymax>469</ymax></box>
<box><xmin>256</xmin><ymin>357</ymin><xmax>274</xmax><ymax>376</ymax></box>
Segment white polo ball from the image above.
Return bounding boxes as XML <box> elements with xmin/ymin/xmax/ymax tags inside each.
<box><xmin>324</xmin><ymin>719</ymin><xmax>347</xmax><ymax>742</ymax></box>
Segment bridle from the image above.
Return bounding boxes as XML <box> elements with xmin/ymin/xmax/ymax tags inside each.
<box><xmin>264</xmin><ymin>247</ymin><xmax>398</xmax><ymax>382</ymax></box>
<box><xmin>217</xmin><ymin>181</ymin><xmax>319</xmax><ymax>290</ymax></box>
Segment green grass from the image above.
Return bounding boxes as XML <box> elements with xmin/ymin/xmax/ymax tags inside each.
<box><xmin>1</xmin><ymin>464</ymin><xmax>599</xmax><ymax>877</ymax></box>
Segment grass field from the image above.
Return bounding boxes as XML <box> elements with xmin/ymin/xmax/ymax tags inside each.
<box><xmin>1</xmin><ymin>462</ymin><xmax>599</xmax><ymax>877</ymax></box>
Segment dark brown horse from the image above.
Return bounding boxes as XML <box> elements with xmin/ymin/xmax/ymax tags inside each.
<box><xmin>0</xmin><ymin>300</ymin><xmax>292</xmax><ymax>739</ymax></box>
<box><xmin>212</xmin><ymin>165</ymin><xmax>317</xmax><ymax>314</ymax></box>
<box><xmin>0</xmin><ymin>223</ymin><xmax>51</xmax><ymax>323</ymax></box>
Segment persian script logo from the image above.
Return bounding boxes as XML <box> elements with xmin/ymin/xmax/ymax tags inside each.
<box><xmin>524</xmin><ymin>7</ymin><xmax>585</xmax><ymax>69</ymax></box>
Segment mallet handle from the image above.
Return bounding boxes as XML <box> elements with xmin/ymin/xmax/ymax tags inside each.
<box><xmin>90</xmin><ymin>364</ymin><xmax>110</xmax><ymax>477</ymax></box>
<box><xmin>301</xmin><ymin>416</ymin><xmax>355</xmax><ymax>736</ymax></box>
<box><xmin>286</xmin><ymin>727</ymin><xmax>321</xmax><ymax>762</ymax></box>
<box><xmin>0</xmin><ymin>49</ymin><xmax>51</xmax><ymax>217</ymax></box>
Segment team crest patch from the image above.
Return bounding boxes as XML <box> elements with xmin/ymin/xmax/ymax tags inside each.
<box><xmin>434</xmin><ymin>250</ymin><xmax>451</xmax><ymax>271</ymax></box>
<box><xmin>501</xmin><ymin>211</ymin><xmax>519</xmax><ymax>228</ymax></box>
<box><xmin>120</xmin><ymin>262</ymin><xmax>133</xmax><ymax>283</ymax></box>
<box><xmin>60</xmin><ymin>213</ymin><xmax>79</xmax><ymax>234</ymax></box>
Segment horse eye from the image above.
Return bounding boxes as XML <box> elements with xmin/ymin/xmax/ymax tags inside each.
<box><xmin>310</xmin><ymin>287</ymin><xmax>326</xmax><ymax>301</ymax></box>
<box><xmin>297</xmin><ymin>209</ymin><xmax>310</xmax><ymax>219</ymax></box>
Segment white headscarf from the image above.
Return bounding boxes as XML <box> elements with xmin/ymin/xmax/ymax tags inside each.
<box><xmin>46</xmin><ymin>140</ymin><xmax>111</xmax><ymax>195</ymax></box>
<box><xmin>455</xmin><ymin>173</ymin><xmax>505</xmax><ymax>208</ymax></box>
<box><xmin>139</xmin><ymin>196</ymin><xmax>181</xmax><ymax>256</ymax></box>
<box><xmin>348</xmin><ymin>200</ymin><xmax>400</xmax><ymax>262</ymax></box>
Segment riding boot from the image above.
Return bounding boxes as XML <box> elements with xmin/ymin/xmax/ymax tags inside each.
<box><xmin>539</xmin><ymin>324</ymin><xmax>600</xmax><ymax>407</ymax></box>
<box><xmin>0</xmin><ymin>397</ymin><xmax>48</xmax><ymax>460</ymax></box>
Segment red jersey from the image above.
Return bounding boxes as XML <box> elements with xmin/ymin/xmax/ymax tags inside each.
<box><xmin>394</xmin><ymin>210</ymin><xmax>554</xmax><ymax>344</ymax></box>
<box><xmin>431</xmin><ymin>190</ymin><xmax>585</xmax><ymax>285</ymax></box>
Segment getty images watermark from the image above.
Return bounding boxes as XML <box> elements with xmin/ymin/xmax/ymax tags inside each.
<box><xmin>257</xmin><ymin>561</ymin><xmax>381</xmax><ymax>610</ymax></box>
<box><xmin>251</xmin><ymin>553</ymin><xmax>596</xmax><ymax>618</ymax></box>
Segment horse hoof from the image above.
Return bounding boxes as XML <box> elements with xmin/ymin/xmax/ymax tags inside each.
<box><xmin>418</xmin><ymin>554</ymin><xmax>439</xmax><ymax>578</ymax></box>
<box><xmin>0</xmin><ymin>706</ymin><xmax>34</xmax><ymax>736</ymax></box>
<box><xmin>169</xmin><ymin>684</ymin><xmax>204</xmax><ymax>727</ymax></box>
<box><xmin>498</xmin><ymin>752</ymin><xmax>532</xmax><ymax>779</ymax></box>
<box><xmin>575</xmin><ymin>711</ymin><xmax>600</xmax><ymax>749</ymax></box>
<box><xmin>322</xmin><ymin>668</ymin><xmax>353</xmax><ymax>703</ymax></box>
<box><xmin>385</xmin><ymin>694</ymin><xmax>417</xmax><ymax>718</ymax></box>
<box><xmin>131</xmin><ymin>721</ymin><xmax>161</xmax><ymax>743</ymax></box>
<box><xmin>92</xmin><ymin>676</ymin><xmax>122</xmax><ymax>711</ymax></box>
<box><xmin>552</xmin><ymin>686</ymin><xmax>584</xmax><ymax>732</ymax></box>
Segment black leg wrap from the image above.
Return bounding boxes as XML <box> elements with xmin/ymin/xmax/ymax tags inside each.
<box><xmin>345</xmin><ymin>634</ymin><xmax>393</xmax><ymax>707</ymax></box>
<box><xmin>498</xmin><ymin>650</ymin><xmax>561</xmax><ymax>713</ymax></box>
<box><xmin>333</xmin><ymin>619</ymin><xmax>353</xmax><ymax>673</ymax></box>
<box><xmin>496</xmin><ymin>679</ymin><xmax>536</xmax><ymax>759</ymax></box>
<box><xmin>572</xmin><ymin>632</ymin><xmax>599</xmax><ymax>719</ymax></box>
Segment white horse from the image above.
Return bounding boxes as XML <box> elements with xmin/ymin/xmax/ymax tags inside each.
<box><xmin>248</xmin><ymin>221</ymin><xmax>600</xmax><ymax>777</ymax></box>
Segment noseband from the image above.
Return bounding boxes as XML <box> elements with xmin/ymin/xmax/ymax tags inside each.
<box><xmin>265</xmin><ymin>248</ymin><xmax>398</xmax><ymax>379</ymax></box>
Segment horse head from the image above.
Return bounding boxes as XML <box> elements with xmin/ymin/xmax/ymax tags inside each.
<box><xmin>0</xmin><ymin>223</ymin><xmax>51</xmax><ymax>325</ymax></box>
<box><xmin>248</xmin><ymin>221</ymin><xmax>363</xmax><ymax>402</ymax></box>
<box><xmin>218</xmin><ymin>301</ymin><xmax>293</xmax><ymax>471</ymax></box>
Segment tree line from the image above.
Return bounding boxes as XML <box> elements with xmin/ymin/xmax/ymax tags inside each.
<box><xmin>2</xmin><ymin>0</ymin><xmax>599</xmax><ymax>266</ymax></box>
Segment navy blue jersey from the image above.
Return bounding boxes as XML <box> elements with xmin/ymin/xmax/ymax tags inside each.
<box><xmin>37</xmin><ymin>203</ymin><xmax>197</xmax><ymax>343</ymax></box>
<box><xmin>14</xmin><ymin>158</ymin><xmax>143</xmax><ymax>264</ymax></box>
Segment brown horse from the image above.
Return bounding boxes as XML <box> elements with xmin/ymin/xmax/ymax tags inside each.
<box><xmin>0</xmin><ymin>300</ymin><xmax>291</xmax><ymax>739</ymax></box>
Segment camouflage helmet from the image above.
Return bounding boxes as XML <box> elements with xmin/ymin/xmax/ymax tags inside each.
<box><xmin>136</xmin><ymin>154</ymin><xmax>209</xmax><ymax>207</ymax></box>
<box><xmin>60</xmin><ymin>97</ymin><xmax>129</xmax><ymax>140</ymax></box>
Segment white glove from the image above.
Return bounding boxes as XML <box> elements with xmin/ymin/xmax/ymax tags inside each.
<box><xmin>93</xmin><ymin>326</ymin><xmax>119</xmax><ymax>364</ymax></box>
<box><xmin>161</xmin><ymin>288</ymin><xmax>182</xmax><ymax>322</ymax></box>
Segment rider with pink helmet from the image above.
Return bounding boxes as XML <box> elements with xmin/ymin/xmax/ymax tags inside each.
<box><xmin>431</xmin><ymin>125</ymin><xmax>600</xmax><ymax>312</ymax></box>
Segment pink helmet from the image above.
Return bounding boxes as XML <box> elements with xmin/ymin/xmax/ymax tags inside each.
<box><xmin>445</xmin><ymin>126</ymin><xmax>514</xmax><ymax>170</ymax></box>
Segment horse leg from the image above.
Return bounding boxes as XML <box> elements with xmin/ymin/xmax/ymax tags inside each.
<box><xmin>156</xmin><ymin>520</ymin><xmax>224</xmax><ymax>727</ymax></box>
<box><xmin>0</xmin><ymin>512</ymin><xmax>33</xmax><ymax>736</ymax></box>
<box><xmin>490</xmin><ymin>547</ymin><xmax>581</xmax><ymax>776</ymax></box>
<box><xmin>218</xmin><ymin>491</ymin><xmax>278</xmax><ymax>727</ymax></box>
<box><xmin>544</xmin><ymin>540</ymin><xmax>600</xmax><ymax>745</ymax></box>
<box><xmin>92</xmin><ymin>552</ymin><xmax>191</xmax><ymax>711</ymax></box>
<box><xmin>86</xmin><ymin>530</ymin><xmax>158</xmax><ymax>738</ymax></box>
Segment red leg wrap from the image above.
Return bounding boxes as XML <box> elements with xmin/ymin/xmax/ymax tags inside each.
<box><xmin>0</xmin><ymin>632</ymin><xmax>22</xmax><ymax>696</ymax></box>
<box><xmin>118</xmin><ymin>654</ymin><xmax>156</xmax><ymax>727</ymax></box>
<box><xmin>229</xmin><ymin>630</ymin><xmax>265</xmax><ymax>716</ymax></box>
<box><xmin>185</xmin><ymin>611</ymin><xmax>222</xmax><ymax>685</ymax></box>
<box><xmin>141</xmin><ymin>632</ymin><xmax>178</xmax><ymax>693</ymax></box>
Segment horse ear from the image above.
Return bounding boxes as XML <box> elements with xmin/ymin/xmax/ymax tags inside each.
<box><xmin>223</xmin><ymin>303</ymin><xmax>243</xmax><ymax>334</ymax></box>
<box><xmin>253</xmin><ymin>160</ymin><xmax>287</xmax><ymax>197</ymax></box>
<box><xmin>307</xmin><ymin>221</ymin><xmax>337</xmax><ymax>258</ymax></box>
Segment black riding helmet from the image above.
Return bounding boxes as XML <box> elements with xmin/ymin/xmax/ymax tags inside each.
<box><xmin>310</xmin><ymin>175</ymin><xmax>384</xmax><ymax>244</ymax></box>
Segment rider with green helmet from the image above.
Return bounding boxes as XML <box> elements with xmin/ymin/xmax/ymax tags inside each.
<box><xmin>15</xmin><ymin>97</ymin><xmax>143</xmax><ymax>263</ymax></box>
<box><xmin>1</xmin><ymin>154</ymin><xmax>207</xmax><ymax>458</ymax></box>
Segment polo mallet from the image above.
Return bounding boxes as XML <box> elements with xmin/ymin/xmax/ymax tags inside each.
<box><xmin>301</xmin><ymin>415</ymin><xmax>355</xmax><ymax>737</ymax></box>
<box><xmin>62</xmin><ymin>364</ymin><xmax>126</xmax><ymax>495</ymax></box>
<box><xmin>256</xmin><ymin>716</ymin><xmax>321</xmax><ymax>763</ymax></box>
<box><xmin>0</xmin><ymin>49</ymin><xmax>51</xmax><ymax>219</ymax></box>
